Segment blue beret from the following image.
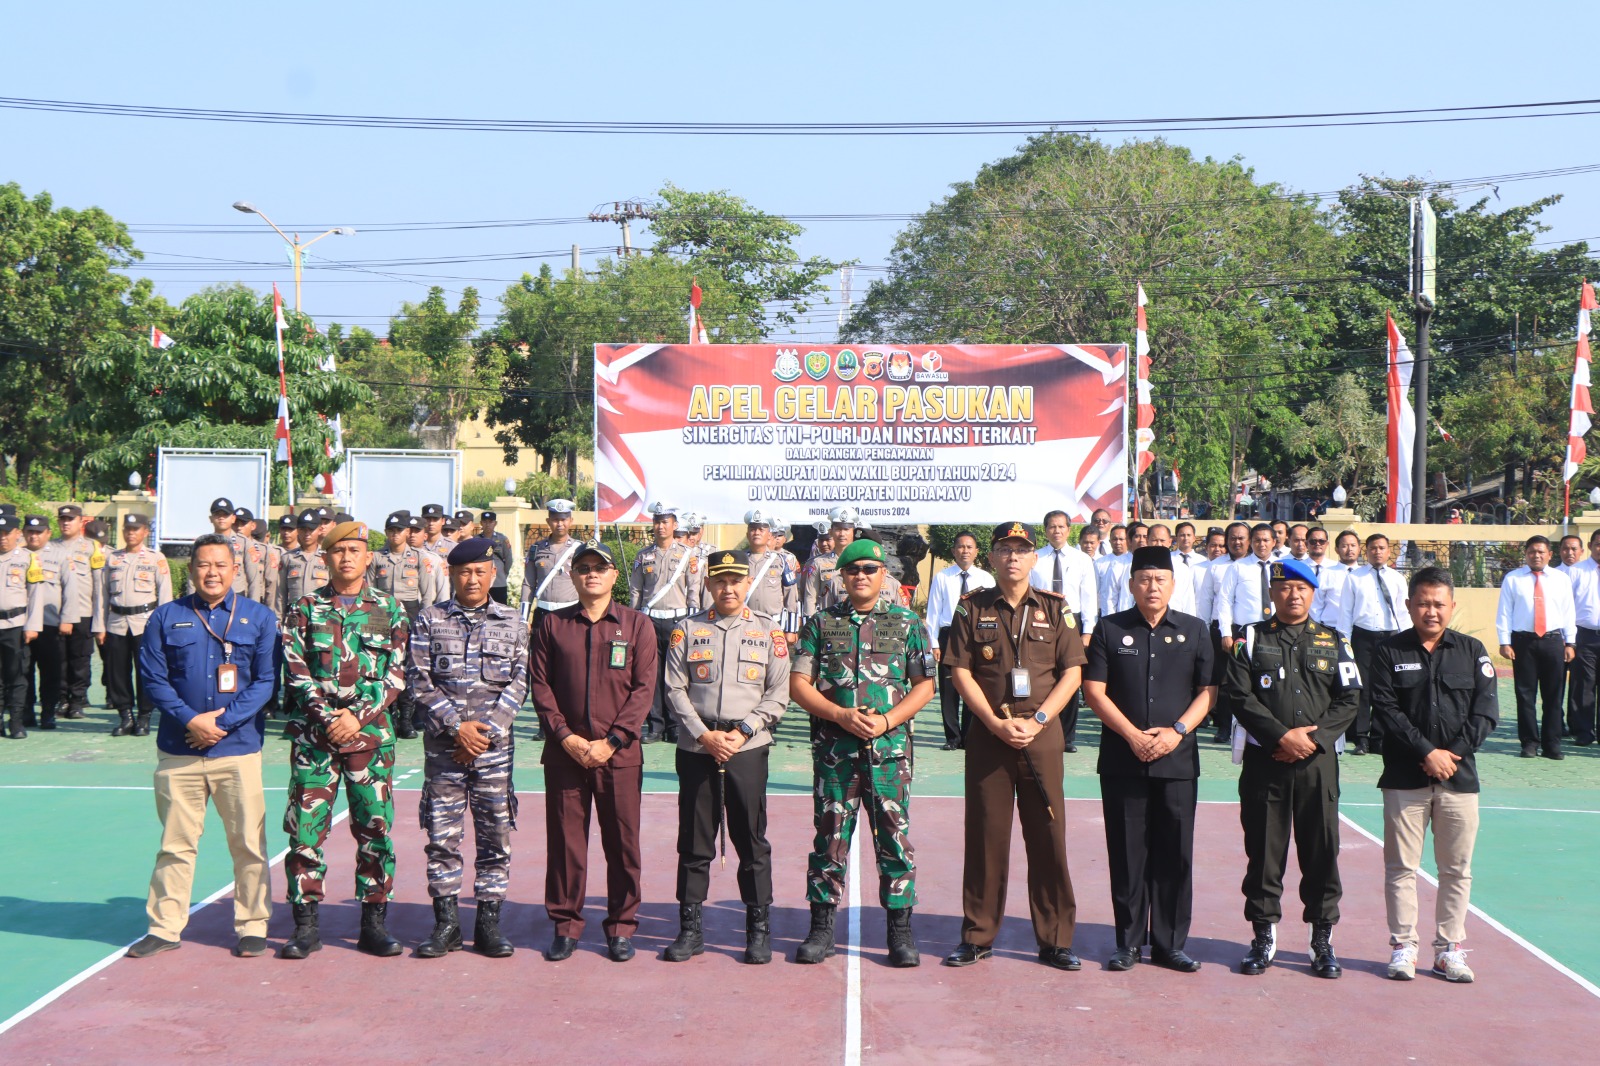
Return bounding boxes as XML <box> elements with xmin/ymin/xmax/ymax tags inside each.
<box><xmin>1270</xmin><ymin>558</ymin><xmax>1319</xmax><ymax>589</ymax></box>
<box><xmin>446</xmin><ymin>537</ymin><xmax>497</xmax><ymax>567</ymax></box>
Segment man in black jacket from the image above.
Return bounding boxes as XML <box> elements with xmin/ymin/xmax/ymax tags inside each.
<box><xmin>1369</xmin><ymin>566</ymin><xmax>1497</xmax><ymax>984</ymax></box>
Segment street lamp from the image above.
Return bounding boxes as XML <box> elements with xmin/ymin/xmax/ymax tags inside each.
<box><xmin>504</xmin><ymin>477</ymin><xmax>517</xmax><ymax>495</ymax></box>
<box><xmin>1332</xmin><ymin>484</ymin><xmax>1348</xmax><ymax>505</ymax></box>
<box><xmin>232</xmin><ymin>201</ymin><xmax>354</xmax><ymax>311</ymax></box>
<box><xmin>1589</xmin><ymin>486</ymin><xmax>1600</xmax><ymax>508</ymax></box>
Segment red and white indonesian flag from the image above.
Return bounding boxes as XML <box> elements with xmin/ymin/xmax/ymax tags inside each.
<box><xmin>316</xmin><ymin>345</ymin><xmax>348</xmax><ymax>501</ymax></box>
<box><xmin>688</xmin><ymin>280</ymin><xmax>708</xmax><ymax>344</ymax></box>
<box><xmin>1563</xmin><ymin>280</ymin><xmax>1597</xmax><ymax>482</ymax></box>
<box><xmin>1133</xmin><ymin>283</ymin><xmax>1154</xmax><ymax>480</ymax></box>
<box><xmin>1385</xmin><ymin>313</ymin><xmax>1415</xmax><ymax>523</ymax></box>
<box><xmin>149</xmin><ymin>326</ymin><xmax>176</xmax><ymax>350</ymax></box>
<box><xmin>272</xmin><ymin>284</ymin><xmax>293</xmax><ymax>464</ymax></box>
<box><xmin>594</xmin><ymin>343</ymin><xmax>1130</xmax><ymax>524</ymax></box>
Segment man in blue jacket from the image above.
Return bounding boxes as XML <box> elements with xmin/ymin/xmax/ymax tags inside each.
<box><xmin>128</xmin><ymin>534</ymin><xmax>278</xmax><ymax>959</ymax></box>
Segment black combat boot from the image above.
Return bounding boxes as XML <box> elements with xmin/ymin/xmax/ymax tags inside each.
<box><xmin>38</xmin><ymin>706</ymin><xmax>57</xmax><ymax>730</ymax></box>
<box><xmin>744</xmin><ymin>904</ymin><xmax>771</xmax><ymax>965</ymax></box>
<box><xmin>886</xmin><ymin>907</ymin><xmax>920</xmax><ymax>968</ymax></box>
<box><xmin>1239</xmin><ymin>920</ymin><xmax>1276</xmax><ymax>975</ymax></box>
<box><xmin>392</xmin><ymin>703</ymin><xmax>417</xmax><ymax>740</ymax></box>
<box><xmin>278</xmin><ymin>901</ymin><xmax>322</xmax><ymax>959</ymax></box>
<box><xmin>663</xmin><ymin>903</ymin><xmax>705</xmax><ymax>962</ymax></box>
<box><xmin>416</xmin><ymin>896</ymin><xmax>462</xmax><ymax>958</ymax></box>
<box><xmin>1309</xmin><ymin>921</ymin><xmax>1342</xmax><ymax>979</ymax></box>
<box><xmin>794</xmin><ymin>903</ymin><xmax>837</xmax><ymax>964</ymax></box>
<box><xmin>6</xmin><ymin>711</ymin><xmax>25</xmax><ymax>740</ymax></box>
<box><xmin>111</xmin><ymin>710</ymin><xmax>135</xmax><ymax>736</ymax></box>
<box><xmin>132</xmin><ymin>712</ymin><xmax>151</xmax><ymax>737</ymax></box>
<box><xmin>473</xmin><ymin>900</ymin><xmax>514</xmax><ymax>958</ymax></box>
<box><xmin>357</xmin><ymin>901</ymin><xmax>402</xmax><ymax>957</ymax></box>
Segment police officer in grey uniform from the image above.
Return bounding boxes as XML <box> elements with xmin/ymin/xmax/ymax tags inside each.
<box><xmin>50</xmin><ymin>504</ymin><xmax>98</xmax><ymax>718</ymax></box>
<box><xmin>410</xmin><ymin>537</ymin><xmax>530</xmax><ymax>959</ymax></box>
<box><xmin>184</xmin><ymin>498</ymin><xmax>263</xmax><ymax>602</ymax></box>
<box><xmin>630</xmin><ymin>502</ymin><xmax>704</xmax><ymax>743</ymax></box>
<box><xmin>521</xmin><ymin>499</ymin><xmax>582</xmax><ymax>620</ymax></box>
<box><xmin>1224</xmin><ymin>557</ymin><xmax>1361</xmax><ymax>979</ymax></box>
<box><xmin>478</xmin><ymin>511</ymin><xmax>513</xmax><ymax>604</ymax></box>
<box><xmin>232</xmin><ymin>507</ymin><xmax>271</xmax><ymax>608</ymax></box>
<box><xmin>277</xmin><ymin>511</ymin><xmax>331</xmax><ymax>615</ymax></box>
<box><xmin>0</xmin><ymin>514</ymin><xmax>31</xmax><ymax>738</ymax></box>
<box><xmin>22</xmin><ymin>514</ymin><xmax>66</xmax><ymax>730</ymax></box>
<box><xmin>662</xmin><ymin>549</ymin><xmax>790</xmax><ymax>965</ymax></box>
<box><xmin>92</xmin><ymin>513</ymin><xmax>173</xmax><ymax>736</ymax></box>
<box><xmin>421</xmin><ymin>503</ymin><xmax>456</xmax><ymax>555</ymax></box>
<box><xmin>800</xmin><ymin>506</ymin><xmax>859</xmax><ymax>623</ymax></box>
<box><xmin>742</xmin><ymin>510</ymin><xmax>800</xmax><ymax>637</ymax></box>
<box><xmin>369</xmin><ymin>510</ymin><xmax>441</xmax><ymax>740</ymax></box>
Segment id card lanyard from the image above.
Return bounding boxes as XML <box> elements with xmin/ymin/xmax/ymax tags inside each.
<box><xmin>1002</xmin><ymin>601</ymin><xmax>1032</xmax><ymax>701</ymax></box>
<box><xmin>193</xmin><ymin>595</ymin><xmax>241</xmax><ymax>694</ymax></box>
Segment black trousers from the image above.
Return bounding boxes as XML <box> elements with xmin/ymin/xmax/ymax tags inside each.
<box><xmin>489</xmin><ymin>586</ymin><xmax>508</xmax><ymax>605</ymax></box>
<box><xmin>1238</xmin><ymin>747</ymin><xmax>1342</xmax><ymax>925</ymax></box>
<box><xmin>101</xmin><ymin>631</ymin><xmax>150</xmax><ymax>712</ymax></box>
<box><xmin>1215</xmin><ymin>625</ymin><xmax>1242</xmax><ymax>736</ymax></box>
<box><xmin>1060</xmin><ymin>614</ymin><xmax>1084</xmax><ymax>745</ymax></box>
<box><xmin>645</xmin><ymin>617</ymin><xmax>678</xmax><ymax>737</ymax></box>
<box><xmin>1100</xmin><ymin>774</ymin><xmax>1196</xmax><ymax>953</ymax></box>
<box><xmin>1567</xmin><ymin>627</ymin><xmax>1600</xmax><ymax>743</ymax></box>
<box><xmin>1511</xmin><ymin>630</ymin><xmax>1567</xmax><ymax>752</ymax></box>
<box><xmin>1348</xmin><ymin>626</ymin><xmax>1394</xmax><ymax>747</ymax></box>
<box><xmin>62</xmin><ymin>620</ymin><xmax>93</xmax><ymax>707</ymax></box>
<box><xmin>0</xmin><ymin>628</ymin><xmax>28</xmax><ymax>716</ymax></box>
<box><xmin>675</xmin><ymin>744</ymin><xmax>772</xmax><ymax>906</ymax></box>
<box><xmin>31</xmin><ymin>629</ymin><xmax>65</xmax><ymax>716</ymax></box>
<box><xmin>937</xmin><ymin>626</ymin><xmax>966</xmax><ymax>745</ymax></box>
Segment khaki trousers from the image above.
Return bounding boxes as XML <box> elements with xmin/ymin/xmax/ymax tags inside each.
<box><xmin>146</xmin><ymin>751</ymin><xmax>272</xmax><ymax>941</ymax></box>
<box><xmin>1382</xmin><ymin>785</ymin><xmax>1479</xmax><ymax>952</ymax></box>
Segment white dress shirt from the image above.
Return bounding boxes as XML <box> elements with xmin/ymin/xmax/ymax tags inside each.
<box><xmin>924</xmin><ymin>563</ymin><xmax>995</xmax><ymax>647</ymax></box>
<box><xmin>1310</xmin><ymin>559</ymin><xmax>1350</xmax><ymax>626</ymax></box>
<box><xmin>1095</xmin><ymin>552</ymin><xmax>1133</xmax><ymax>617</ymax></box>
<box><xmin>1216</xmin><ymin>554</ymin><xmax>1277</xmax><ymax>632</ymax></box>
<box><xmin>1569</xmin><ymin>557</ymin><xmax>1600</xmax><ymax>631</ymax></box>
<box><xmin>1029</xmin><ymin>543</ymin><xmax>1099</xmax><ymax>633</ymax></box>
<box><xmin>1197</xmin><ymin>554</ymin><xmax>1245</xmax><ymax>625</ymax></box>
<box><xmin>1496</xmin><ymin>565</ymin><xmax>1577</xmax><ymax>645</ymax></box>
<box><xmin>1168</xmin><ymin>549</ymin><xmax>1206</xmax><ymax>616</ymax></box>
<box><xmin>1336</xmin><ymin>564</ymin><xmax>1412</xmax><ymax>637</ymax></box>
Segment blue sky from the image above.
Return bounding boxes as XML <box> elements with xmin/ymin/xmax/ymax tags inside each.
<box><xmin>5</xmin><ymin>1</ymin><xmax>1597</xmax><ymax>339</ymax></box>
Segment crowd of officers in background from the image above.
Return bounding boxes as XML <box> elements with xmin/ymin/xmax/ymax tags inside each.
<box><xmin>3</xmin><ymin>496</ymin><xmax>1531</xmax><ymax>983</ymax></box>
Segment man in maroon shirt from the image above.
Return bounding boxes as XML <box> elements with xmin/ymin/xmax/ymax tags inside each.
<box><xmin>529</xmin><ymin>541</ymin><xmax>658</xmax><ymax>963</ymax></box>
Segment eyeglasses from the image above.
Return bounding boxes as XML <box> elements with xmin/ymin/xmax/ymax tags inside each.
<box><xmin>841</xmin><ymin>565</ymin><xmax>882</xmax><ymax>576</ymax></box>
<box><xmin>992</xmin><ymin>545</ymin><xmax>1036</xmax><ymax>557</ymax></box>
<box><xmin>572</xmin><ymin>564</ymin><xmax>612</xmax><ymax>576</ymax></box>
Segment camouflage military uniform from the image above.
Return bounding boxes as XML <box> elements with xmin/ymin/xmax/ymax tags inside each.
<box><xmin>794</xmin><ymin>600</ymin><xmax>932</xmax><ymax>908</ymax></box>
<box><xmin>409</xmin><ymin>598</ymin><xmax>528</xmax><ymax>900</ymax></box>
<box><xmin>281</xmin><ymin>584</ymin><xmax>409</xmax><ymax>905</ymax></box>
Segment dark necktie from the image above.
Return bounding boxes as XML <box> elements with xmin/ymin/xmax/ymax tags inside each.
<box><xmin>1375</xmin><ymin>566</ymin><xmax>1397</xmax><ymax>629</ymax></box>
<box><xmin>1052</xmin><ymin>552</ymin><xmax>1063</xmax><ymax>594</ymax></box>
<box><xmin>959</xmin><ymin>569</ymin><xmax>969</xmax><ymax>599</ymax></box>
<box><xmin>1260</xmin><ymin>559</ymin><xmax>1272</xmax><ymax>617</ymax></box>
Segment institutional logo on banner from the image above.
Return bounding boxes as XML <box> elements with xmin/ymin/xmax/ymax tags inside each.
<box><xmin>595</xmin><ymin>343</ymin><xmax>1131</xmax><ymax>526</ymax></box>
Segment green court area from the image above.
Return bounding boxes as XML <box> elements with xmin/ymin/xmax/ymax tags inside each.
<box><xmin>2</xmin><ymin>675</ymin><xmax>1595</xmax><ymax>1026</ymax></box>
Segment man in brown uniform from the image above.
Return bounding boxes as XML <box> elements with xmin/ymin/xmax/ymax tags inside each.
<box><xmin>530</xmin><ymin>541</ymin><xmax>658</xmax><ymax>963</ymax></box>
<box><xmin>92</xmin><ymin>514</ymin><xmax>173</xmax><ymax>737</ymax></box>
<box><xmin>944</xmin><ymin>521</ymin><xmax>1086</xmax><ymax>970</ymax></box>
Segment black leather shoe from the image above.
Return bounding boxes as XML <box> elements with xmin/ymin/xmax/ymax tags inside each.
<box><xmin>1064</xmin><ymin>742</ymin><xmax>1078</xmax><ymax>753</ymax></box>
<box><xmin>1351</xmin><ymin>742</ymin><xmax>1368</xmax><ymax>756</ymax></box>
<box><xmin>939</xmin><ymin>741</ymin><xmax>961</xmax><ymax>751</ymax></box>
<box><xmin>607</xmin><ymin>935</ymin><xmax>635</xmax><ymax>962</ymax></box>
<box><xmin>1107</xmin><ymin>947</ymin><xmax>1139</xmax><ymax>971</ymax></box>
<box><xmin>1240</xmin><ymin>921</ymin><xmax>1276</xmax><ymax>975</ymax></box>
<box><xmin>1309</xmin><ymin>922</ymin><xmax>1342</xmax><ymax>979</ymax></box>
<box><xmin>233</xmin><ymin>936</ymin><xmax>268</xmax><ymax>958</ymax></box>
<box><xmin>1152</xmin><ymin>949</ymin><xmax>1202</xmax><ymax>973</ymax></box>
<box><xmin>1544</xmin><ymin>749</ymin><xmax>1566</xmax><ymax>760</ymax></box>
<box><xmin>126</xmin><ymin>934</ymin><xmax>180</xmax><ymax>958</ymax></box>
<box><xmin>545</xmin><ymin>935</ymin><xmax>577</xmax><ymax>961</ymax></box>
<box><xmin>942</xmin><ymin>942</ymin><xmax>992</xmax><ymax>967</ymax></box>
<box><xmin>1521</xmin><ymin>744</ymin><xmax>1539</xmax><ymax>758</ymax></box>
<box><xmin>1039</xmin><ymin>946</ymin><xmax>1082</xmax><ymax>971</ymax></box>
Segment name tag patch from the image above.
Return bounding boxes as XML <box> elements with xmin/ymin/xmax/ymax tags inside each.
<box><xmin>1394</xmin><ymin>662</ymin><xmax>1424</xmax><ymax>672</ymax></box>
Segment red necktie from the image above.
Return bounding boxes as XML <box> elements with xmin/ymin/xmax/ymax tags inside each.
<box><xmin>1533</xmin><ymin>571</ymin><xmax>1547</xmax><ymax>637</ymax></box>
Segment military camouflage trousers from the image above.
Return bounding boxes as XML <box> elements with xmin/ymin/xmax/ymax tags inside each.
<box><xmin>806</xmin><ymin>733</ymin><xmax>917</xmax><ymax>909</ymax></box>
<box><xmin>420</xmin><ymin>748</ymin><xmax>518</xmax><ymax>900</ymax></box>
<box><xmin>283</xmin><ymin>742</ymin><xmax>396</xmax><ymax>905</ymax></box>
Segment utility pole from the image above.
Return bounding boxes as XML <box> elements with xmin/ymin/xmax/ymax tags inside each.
<box><xmin>587</xmin><ymin>201</ymin><xmax>655</xmax><ymax>257</ymax></box>
<box><xmin>1411</xmin><ymin>196</ymin><xmax>1437</xmax><ymax>527</ymax></box>
<box><xmin>571</xmin><ymin>243</ymin><xmax>581</xmax><ymax>277</ymax></box>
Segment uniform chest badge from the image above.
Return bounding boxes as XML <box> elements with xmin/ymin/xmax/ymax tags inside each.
<box><xmin>1164</xmin><ymin>636</ymin><xmax>1172</xmax><ymax>643</ymax></box>
<box><xmin>1178</xmin><ymin>634</ymin><xmax>1186</xmax><ymax>642</ymax></box>
<box><xmin>694</xmin><ymin>663</ymin><xmax>711</xmax><ymax>680</ymax></box>
<box><xmin>1122</xmin><ymin>635</ymin><xmax>1134</xmax><ymax>646</ymax></box>
<box><xmin>744</xmin><ymin>666</ymin><xmax>762</xmax><ymax>681</ymax></box>
<box><xmin>1259</xmin><ymin>674</ymin><xmax>1272</xmax><ymax>689</ymax></box>
<box><xmin>982</xmin><ymin>645</ymin><xmax>995</xmax><ymax>660</ymax></box>
<box><xmin>1034</xmin><ymin>609</ymin><xmax>1046</xmax><ymax>622</ymax></box>
<box><xmin>1313</xmin><ymin>658</ymin><xmax>1329</xmax><ymax>671</ymax></box>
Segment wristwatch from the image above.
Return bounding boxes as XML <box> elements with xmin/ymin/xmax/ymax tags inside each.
<box><xmin>1033</xmin><ymin>710</ymin><xmax>1049</xmax><ymax>725</ymax></box>
<box><xmin>737</xmin><ymin>721</ymin><xmax>757</xmax><ymax>739</ymax></box>
<box><xmin>1172</xmin><ymin>720</ymin><xmax>1189</xmax><ymax>737</ymax></box>
<box><xmin>605</xmin><ymin>733</ymin><xmax>624</xmax><ymax>750</ymax></box>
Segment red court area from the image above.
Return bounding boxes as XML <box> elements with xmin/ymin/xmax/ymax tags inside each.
<box><xmin>4</xmin><ymin>795</ymin><xmax>1591</xmax><ymax>1065</ymax></box>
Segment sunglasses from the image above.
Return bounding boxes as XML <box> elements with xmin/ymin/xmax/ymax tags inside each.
<box><xmin>1308</xmin><ymin>537</ymin><xmax>1328</xmax><ymax>545</ymax></box>
<box><xmin>572</xmin><ymin>564</ymin><xmax>612</xmax><ymax>576</ymax></box>
<box><xmin>841</xmin><ymin>564</ymin><xmax>882</xmax><ymax>577</ymax></box>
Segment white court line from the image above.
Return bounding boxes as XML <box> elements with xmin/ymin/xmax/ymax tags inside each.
<box><xmin>0</xmin><ymin>809</ymin><xmax>349</xmax><ymax>1038</ymax></box>
<box><xmin>1338</xmin><ymin>813</ymin><xmax>1600</xmax><ymax>1001</ymax></box>
<box><xmin>1343</xmin><ymin>802</ymin><xmax>1600</xmax><ymax>815</ymax></box>
<box><xmin>844</xmin><ymin>826</ymin><xmax>862</xmax><ymax>1066</ymax></box>
<box><xmin>0</xmin><ymin>786</ymin><xmax>150</xmax><ymax>791</ymax></box>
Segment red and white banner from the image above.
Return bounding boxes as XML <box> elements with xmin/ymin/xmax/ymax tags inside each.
<box><xmin>1385</xmin><ymin>312</ymin><xmax>1415</xmax><ymax>523</ymax></box>
<box><xmin>1563</xmin><ymin>280</ymin><xmax>1597</xmax><ymax>486</ymax></box>
<box><xmin>688</xmin><ymin>280</ymin><xmax>708</xmax><ymax>345</ymax></box>
<box><xmin>272</xmin><ymin>284</ymin><xmax>294</xmax><ymax>499</ymax></box>
<box><xmin>595</xmin><ymin>343</ymin><xmax>1129</xmax><ymax>524</ymax></box>
<box><xmin>149</xmin><ymin>326</ymin><xmax>176</xmax><ymax>350</ymax></box>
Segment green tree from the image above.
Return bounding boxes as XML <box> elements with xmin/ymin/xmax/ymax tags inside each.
<box><xmin>841</xmin><ymin>135</ymin><xmax>1343</xmax><ymax>512</ymax></box>
<box><xmin>387</xmin><ymin>287</ymin><xmax>499</xmax><ymax>450</ymax></box>
<box><xmin>77</xmin><ymin>285</ymin><xmax>370</xmax><ymax>499</ymax></box>
<box><xmin>0</xmin><ymin>183</ymin><xmax>142</xmax><ymax>492</ymax></box>
<box><xmin>329</xmin><ymin>325</ymin><xmax>430</xmax><ymax>449</ymax></box>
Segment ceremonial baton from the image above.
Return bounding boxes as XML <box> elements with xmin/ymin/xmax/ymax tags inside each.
<box><xmin>1003</xmin><ymin>703</ymin><xmax>1055</xmax><ymax>822</ymax></box>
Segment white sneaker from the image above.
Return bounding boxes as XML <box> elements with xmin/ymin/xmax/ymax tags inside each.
<box><xmin>1433</xmin><ymin>944</ymin><xmax>1475</xmax><ymax>983</ymax></box>
<box><xmin>1387</xmin><ymin>943</ymin><xmax>1417</xmax><ymax>980</ymax></box>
